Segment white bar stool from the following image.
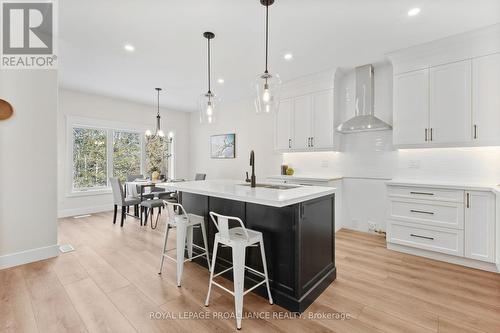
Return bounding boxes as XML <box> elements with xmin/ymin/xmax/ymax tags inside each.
<box><xmin>158</xmin><ymin>202</ymin><xmax>211</xmax><ymax>287</ymax></box>
<box><xmin>205</xmin><ymin>212</ymin><xmax>273</xmax><ymax>330</ymax></box>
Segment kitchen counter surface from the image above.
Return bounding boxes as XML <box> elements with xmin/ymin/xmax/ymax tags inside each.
<box><xmin>267</xmin><ymin>175</ymin><xmax>343</xmax><ymax>182</ymax></box>
<box><xmin>157</xmin><ymin>179</ymin><xmax>336</xmax><ymax>207</ymax></box>
<box><xmin>387</xmin><ymin>179</ymin><xmax>500</xmax><ymax>194</ymax></box>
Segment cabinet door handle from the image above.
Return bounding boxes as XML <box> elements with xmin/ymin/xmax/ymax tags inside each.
<box><xmin>466</xmin><ymin>193</ymin><xmax>470</xmax><ymax>208</ymax></box>
<box><xmin>410</xmin><ymin>234</ymin><xmax>434</xmax><ymax>241</ymax></box>
<box><xmin>410</xmin><ymin>191</ymin><xmax>434</xmax><ymax>196</ymax></box>
<box><xmin>473</xmin><ymin>125</ymin><xmax>477</xmax><ymax>139</ymax></box>
<box><xmin>288</xmin><ymin>139</ymin><xmax>291</xmax><ymax>148</ymax></box>
<box><xmin>430</xmin><ymin>128</ymin><xmax>433</xmax><ymax>141</ymax></box>
<box><xmin>410</xmin><ymin>209</ymin><xmax>434</xmax><ymax>215</ymax></box>
<box><xmin>311</xmin><ymin>137</ymin><xmax>314</xmax><ymax>147</ymax></box>
<box><xmin>425</xmin><ymin>128</ymin><xmax>428</xmax><ymax>141</ymax></box>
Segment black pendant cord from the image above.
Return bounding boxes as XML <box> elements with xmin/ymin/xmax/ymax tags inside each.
<box><xmin>207</xmin><ymin>37</ymin><xmax>212</xmax><ymax>95</ymax></box>
<box><xmin>157</xmin><ymin>89</ymin><xmax>160</xmax><ymax>117</ymax></box>
<box><xmin>265</xmin><ymin>2</ymin><xmax>269</xmax><ymax>74</ymax></box>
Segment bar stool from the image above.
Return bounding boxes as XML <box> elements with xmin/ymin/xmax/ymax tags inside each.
<box><xmin>205</xmin><ymin>212</ymin><xmax>273</xmax><ymax>330</ymax></box>
<box><xmin>158</xmin><ymin>202</ymin><xmax>211</xmax><ymax>287</ymax></box>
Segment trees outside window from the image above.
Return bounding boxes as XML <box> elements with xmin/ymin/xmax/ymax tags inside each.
<box><xmin>113</xmin><ymin>131</ymin><xmax>141</xmax><ymax>182</ymax></box>
<box><xmin>72</xmin><ymin>127</ymin><xmax>107</xmax><ymax>189</ymax></box>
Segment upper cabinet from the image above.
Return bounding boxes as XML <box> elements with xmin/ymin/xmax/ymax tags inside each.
<box><xmin>393</xmin><ymin>69</ymin><xmax>429</xmax><ymax>145</ymax></box>
<box><xmin>389</xmin><ymin>24</ymin><xmax>500</xmax><ymax>148</ymax></box>
<box><xmin>429</xmin><ymin>60</ymin><xmax>472</xmax><ymax>145</ymax></box>
<box><xmin>275</xmin><ymin>71</ymin><xmax>337</xmax><ymax>152</ymax></box>
<box><xmin>472</xmin><ymin>53</ymin><xmax>500</xmax><ymax>144</ymax></box>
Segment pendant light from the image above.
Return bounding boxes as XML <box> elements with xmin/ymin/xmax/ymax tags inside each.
<box><xmin>254</xmin><ymin>0</ymin><xmax>281</xmax><ymax>114</ymax></box>
<box><xmin>199</xmin><ymin>31</ymin><xmax>220</xmax><ymax>124</ymax></box>
<box><xmin>145</xmin><ymin>88</ymin><xmax>165</xmax><ymax>138</ymax></box>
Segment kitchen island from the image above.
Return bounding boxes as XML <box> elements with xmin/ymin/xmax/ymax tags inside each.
<box><xmin>157</xmin><ymin>180</ymin><xmax>337</xmax><ymax>312</ymax></box>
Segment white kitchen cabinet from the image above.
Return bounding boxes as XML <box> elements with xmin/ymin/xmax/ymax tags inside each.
<box><xmin>465</xmin><ymin>191</ymin><xmax>496</xmax><ymax>263</ymax></box>
<box><xmin>387</xmin><ymin>182</ymin><xmax>498</xmax><ymax>271</ymax></box>
<box><xmin>393</xmin><ymin>69</ymin><xmax>429</xmax><ymax>145</ymax></box>
<box><xmin>429</xmin><ymin>60</ymin><xmax>472</xmax><ymax>144</ymax></box>
<box><xmin>275</xmin><ymin>98</ymin><xmax>293</xmax><ymax>150</ymax></box>
<box><xmin>275</xmin><ymin>88</ymin><xmax>336</xmax><ymax>152</ymax></box>
<box><xmin>293</xmin><ymin>95</ymin><xmax>313</xmax><ymax>150</ymax></box>
<box><xmin>472</xmin><ymin>53</ymin><xmax>500</xmax><ymax>144</ymax></box>
<box><xmin>311</xmin><ymin>89</ymin><xmax>335</xmax><ymax>149</ymax></box>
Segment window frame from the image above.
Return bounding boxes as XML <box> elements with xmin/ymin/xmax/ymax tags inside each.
<box><xmin>66</xmin><ymin>116</ymin><xmax>160</xmax><ymax>197</ymax></box>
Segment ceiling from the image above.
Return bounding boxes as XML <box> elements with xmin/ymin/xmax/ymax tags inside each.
<box><xmin>59</xmin><ymin>0</ymin><xmax>500</xmax><ymax>112</ymax></box>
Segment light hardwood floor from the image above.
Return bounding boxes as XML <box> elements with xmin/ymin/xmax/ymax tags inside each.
<box><xmin>1</xmin><ymin>211</ymin><xmax>500</xmax><ymax>333</ymax></box>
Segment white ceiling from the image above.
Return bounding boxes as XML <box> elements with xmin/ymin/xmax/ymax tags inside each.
<box><xmin>59</xmin><ymin>0</ymin><xmax>500</xmax><ymax>112</ymax></box>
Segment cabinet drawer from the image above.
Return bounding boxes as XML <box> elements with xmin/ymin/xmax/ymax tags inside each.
<box><xmin>389</xmin><ymin>199</ymin><xmax>464</xmax><ymax>229</ymax></box>
<box><xmin>387</xmin><ymin>221</ymin><xmax>464</xmax><ymax>256</ymax></box>
<box><xmin>388</xmin><ymin>186</ymin><xmax>463</xmax><ymax>202</ymax></box>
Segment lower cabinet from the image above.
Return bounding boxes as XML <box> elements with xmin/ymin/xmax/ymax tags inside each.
<box><xmin>387</xmin><ymin>185</ymin><xmax>497</xmax><ymax>268</ymax></box>
<box><xmin>465</xmin><ymin>191</ymin><xmax>496</xmax><ymax>262</ymax></box>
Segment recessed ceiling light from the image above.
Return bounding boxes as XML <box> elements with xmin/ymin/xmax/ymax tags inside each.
<box><xmin>124</xmin><ymin>44</ymin><xmax>135</xmax><ymax>52</ymax></box>
<box><xmin>284</xmin><ymin>53</ymin><xmax>293</xmax><ymax>60</ymax></box>
<box><xmin>217</xmin><ymin>78</ymin><xmax>224</xmax><ymax>84</ymax></box>
<box><xmin>407</xmin><ymin>7</ymin><xmax>421</xmax><ymax>16</ymax></box>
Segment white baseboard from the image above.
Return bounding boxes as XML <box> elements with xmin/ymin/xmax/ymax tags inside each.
<box><xmin>58</xmin><ymin>204</ymin><xmax>111</xmax><ymax>218</ymax></box>
<box><xmin>387</xmin><ymin>243</ymin><xmax>499</xmax><ymax>273</ymax></box>
<box><xmin>0</xmin><ymin>244</ymin><xmax>59</xmax><ymax>270</ymax></box>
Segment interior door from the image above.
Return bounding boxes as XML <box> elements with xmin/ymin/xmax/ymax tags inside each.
<box><xmin>275</xmin><ymin>98</ymin><xmax>293</xmax><ymax>150</ymax></box>
<box><xmin>472</xmin><ymin>53</ymin><xmax>500</xmax><ymax>144</ymax></box>
<box><xmin>464</xmin><ymin>191</ymin><xmax>495</xmax><ymax>263</ymax></box>
<box><xmin>393</xmin><ymin>69</ymin><xmax>430</xmax><ymax>145</ymax></box>
<box><xmin>430</xmin><ymin>60</ymin><xmax>472</xmax><ymax>144</ymax></box>
<box><xmin>293</xmin><ymin>95</ymin><xmax>312</xmax><ymax>149</ymax></box>
<box><xmin>311</xmin><ymin>89</ymin><xmax>334</xmax><ymax>149</ymax></box>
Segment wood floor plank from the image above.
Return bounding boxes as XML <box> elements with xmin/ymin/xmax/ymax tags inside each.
<box><xmin>21</xmin><ymin>260</ymin><xmax>88</xmax><ymax>333</ymax></box>
<box><xmin>64</xmin><ymin>278</ymin><xmax>136</xmax><ymax>333</ymax></box>
<box><xmin>0</xmin><ymin>267</ymin><xmax>39</xmax><ymax>333</ymax></box>
<box><xmin>108</xmin><ymin>284</ymin><xmax>187</xmax><ymax>333</ymax></box>
<box><xmin>52</xmin><ymin>252</ymin><xmax>89</xmax><ymax>286</ymax></box>
<box><xmin>73</xmin><ymin>246</ymin><xmax>130</xmax><ymax>293</ymax></box>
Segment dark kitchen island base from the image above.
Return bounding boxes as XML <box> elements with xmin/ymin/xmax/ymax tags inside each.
<box><xmin>179</xmin><ymin>192</ymin><xmax>336</xmax><ymax>313</ymax></box>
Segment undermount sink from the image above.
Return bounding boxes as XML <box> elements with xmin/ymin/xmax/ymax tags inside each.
<box><xmin>239</xmin><ymin>183</ymin><xmax>298</xmax><ymax>190</ymax></box>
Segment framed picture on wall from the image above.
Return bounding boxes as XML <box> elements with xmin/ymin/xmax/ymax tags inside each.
<box><xmin>210</xmin><ymin>133</ymin><xmax>235</xmax><ymax>159</ymax></box>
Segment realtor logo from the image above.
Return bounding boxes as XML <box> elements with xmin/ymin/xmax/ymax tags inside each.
<box><xmin>1</xmin><ymin>1</ymin><xmax>57</xmax><ymax>69</ymax></box>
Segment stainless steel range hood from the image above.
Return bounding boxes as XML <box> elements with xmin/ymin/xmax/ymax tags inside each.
<box><xmin>336</xmin><ymin>64</ymin><xmax>392</xmax><ymax>134</ymax></box>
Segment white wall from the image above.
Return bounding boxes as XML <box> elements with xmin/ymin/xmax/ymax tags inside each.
<box><xmin>189</xmin><ymin>98</ymin><xmax>282</xmax><ymax>181</ymax></box>
<box><xmin>283</xmin><ymin>63</ymin><xmax>500</xmax><ymax>232</ymax></box>
<box><xmin>57</xmin><ymin>89</ymin><xmax>191</xmax><ymax>217</ymax></box>
<box><xmin>0</xmin><ymin>70</ymin><xmax>58</xmax><ymax>269</ymax></box>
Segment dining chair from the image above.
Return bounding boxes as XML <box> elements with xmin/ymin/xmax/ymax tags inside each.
<box><xmin>109</xmin><ymin>177</ymin><xmax>141</xmax><ymax>227</ymax></box>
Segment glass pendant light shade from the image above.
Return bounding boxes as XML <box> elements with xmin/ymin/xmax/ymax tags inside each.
<box><xmin>254</xmin><ymin>72</ymin><xmax>281</xmax><ymax>114</ymax></box>
<box><xmin>199</xmin><ymin>31</ymin><xmax>219</xmax><ymax>124</ymax></box>
<box><xmin>254</xmin><ymin>0</ymin><xmax>280</xmax><ymax>114</ymax></box>
<box><xmin>198</xmin><ymin>92</ymin><xmax>220</xmax><ymax>124</ymax></box>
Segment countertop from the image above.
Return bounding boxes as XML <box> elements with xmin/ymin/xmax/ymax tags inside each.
<box><xmin>267</xmin><ymin>175</ymin><xmax>343</xmax><ymax>182</ymax></box>
<box><xmin>157</xmin><ymin>179</ymin><xmax>337</xmax><ymax>207</ymax></box>
<box><xmin>387</xmin><ymin>179</ymin><xmax>500</xmax><ymax>194</ymax></box>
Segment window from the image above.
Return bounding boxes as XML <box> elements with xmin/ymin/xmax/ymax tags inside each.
<box><xmin>72</xmin><ymin>127</ymin><xmax>107</xmax><ymax>190</ymax></box>
<box><xmin>145</xmin><ymin>136</ymin><xmax>170</xmax><ymax>176</ymax></box>
<box><xmin>113</xmin><ymin>131</ymin><xmax>141</xmax><ymax>182</ymax></box>
<box><xmin>68</xmin><ymin>117</ymin><xmax>174</xmax><ymax>194</ymax></box>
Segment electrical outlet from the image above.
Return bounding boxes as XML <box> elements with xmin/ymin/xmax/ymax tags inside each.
<box><xmin>368</xmin><ymin>221</ymin><xmax>376</xmax><ymax>231</ymax></box>
<box><xmin>408</xmin><ymin>160</ymin><xmax>421</xmax><ymax>169</ymax></box>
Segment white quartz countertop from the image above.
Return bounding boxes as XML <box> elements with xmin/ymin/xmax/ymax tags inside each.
<box><xmin>267</xmin><ymin>175</ymin><xmax>343</xmax><ymax>182</ymax></box>
<box><xmin>387</xmin><ymin>179</ymin><xmax>500</xmax><ymax>194</ymax></box>
<box><xmin>157</xmin><ymin>179</ymin><xmax>336</xmax><ymax>207</ymax></box>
